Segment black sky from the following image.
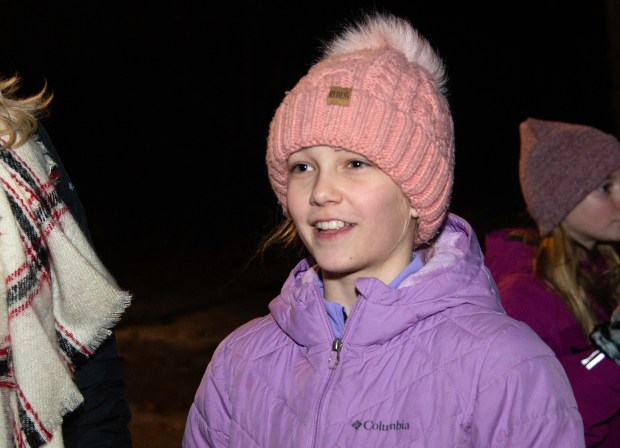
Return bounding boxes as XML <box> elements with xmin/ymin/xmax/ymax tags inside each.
<box><xmin>4</xmin><ymin>1</ymin><xmax>616</xmax><ymax>284</ymax></box>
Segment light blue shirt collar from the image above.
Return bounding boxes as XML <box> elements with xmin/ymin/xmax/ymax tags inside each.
<box><xmin>323</xmin><ymin>253</ymin><xmax>424</xmax><ymax>338</ymax></box>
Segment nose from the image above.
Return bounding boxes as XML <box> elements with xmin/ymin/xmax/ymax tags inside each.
<box><xmin>309</xmin><ymin>170</ymin><xmax>342</xmax><ymax>206</ymax></box>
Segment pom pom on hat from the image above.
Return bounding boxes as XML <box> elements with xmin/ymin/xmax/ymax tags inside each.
<box><xmin>519</xmin><ymin>117</ymin><xmax>620</xmax><ymax>235</ymax></box>
<box><xmin>266</xmin><ymin>13</ymin><xmax>454</xmax><ymax>245</ymax></box>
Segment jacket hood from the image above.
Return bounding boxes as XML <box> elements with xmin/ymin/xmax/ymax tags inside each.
<box><xmin>269</xmin><ymin>213</ymin><xmax>503</xmax><ymax>349</ymax></box>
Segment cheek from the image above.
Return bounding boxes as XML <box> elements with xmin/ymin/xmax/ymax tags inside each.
<box><xmin>564</xmin><ymin>199</ymin><xmax>610</xmax><ymax>235</ymax></box>
<box><xmin>286</xmin><ymin>186</ymin><xmax>316</xmax><ymax>247</ymax></box>
<box><xmin>286</xmin><ymin>209</ymin><xmax>301</xmax><ymax>230</ymax></box>
<box><xmin>576</xmin><ymin>200</ymin><xmax>612</xmax><ymax>223</ymax></box>
<box><xmin>368</xmin><ymin>189</ymin><xmax>411</xmax><ymax>228</ymax></box>
<box><xmin>286</xmin><ymin>185</ymin><xmax>304</xmax><ymax>219</ymax></box>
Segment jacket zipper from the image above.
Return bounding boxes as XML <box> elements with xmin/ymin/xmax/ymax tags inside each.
<box><xmin>310</xmin><ymin>288</ymin><xmax>363</xmax><ymax>447</ymax></box>
<box><xmin>309</xmin><ymin>281</ymin><xmax>345</xmax><ymax>447</ymax></box>
<box><xmin>311</xmin><ymin>337</ymin><xmax>343</xmax><ymax>447</ymax></box>
<box><xmin>328</xmin><ymin>338</ymin><xmax>343</xmax><ymax>369</ymax></box>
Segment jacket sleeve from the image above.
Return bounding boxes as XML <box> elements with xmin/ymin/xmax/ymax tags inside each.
<box><xmin>62</xmin><ymin>334</ymin><xmax>133</xmax><ymax>447</ymax></box>
<box><xmin>36</xmin><ymin>125</ymin><xmax>133</xmax><ymax>447</ymax></box>
<box><xmin>183</xmin><ymin>341</ymin><xmax>231</xmax><ymax>448</ymax></box>
<box><xmin>498</xmin><ymin>274</ymin><xmax>620</xmax><ymax>446</ymax></box>
<box><xmin>472</xmin><ymin>321</ymin><xmax>585</xmax><ymax>447</ymax></box>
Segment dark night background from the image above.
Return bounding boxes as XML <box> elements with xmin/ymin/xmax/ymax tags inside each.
<box><xmin>4</xmin><ymin>1</ymin><xmax>620</xmax><ymax>445</ymax></box>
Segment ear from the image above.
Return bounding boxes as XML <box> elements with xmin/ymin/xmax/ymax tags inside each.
<box><xmin>410</xmin><ymin>207</ymin><xmax>419</xmax><ymax>219</ymax></box>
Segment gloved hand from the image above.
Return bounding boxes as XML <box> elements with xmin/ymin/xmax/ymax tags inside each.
<box><xmin>589</xmin><ymin>306</ymin><xmax>620</xmax><ymax>365</ymax></box>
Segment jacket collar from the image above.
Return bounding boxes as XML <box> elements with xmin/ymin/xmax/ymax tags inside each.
<box><xmin>269</xmin><ymin>213</ymin><xmax>503</xmax><ymax>348</ymax></box>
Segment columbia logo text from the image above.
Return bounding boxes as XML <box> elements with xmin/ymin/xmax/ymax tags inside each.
<box><xmin>351</xmin><ymin>420</ymin><xmax>410</xmax><ymax>431</ymax></box>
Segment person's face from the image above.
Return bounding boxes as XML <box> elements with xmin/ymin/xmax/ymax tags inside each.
<box><xmin>561</xmin><ymin>168</ymin><xmax>620</xmax><ymax>250</ymax></box>
<box><xmin>286</xmin><ymin>145</ymin><xmax>418</xmax><ymax>284</ymax></box>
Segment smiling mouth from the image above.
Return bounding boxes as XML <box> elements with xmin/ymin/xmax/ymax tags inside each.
<box><xmin>315</xmin><ymin>220</ymin><xmax>348</xmax><ymax>230</ymax></box>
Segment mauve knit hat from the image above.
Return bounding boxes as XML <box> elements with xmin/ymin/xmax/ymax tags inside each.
<box><xmin>520</xmin><ymin>117</ymin><xmax>620</xmax><ymax>235</ymax></box>
<box><xmin>266</xmin><ymin>13</ymin><xmax>454</xmax><ymax>245</ymax></box>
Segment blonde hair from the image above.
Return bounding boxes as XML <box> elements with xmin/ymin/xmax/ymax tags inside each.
<box><xmin>530</xmin><ymin>226</ymin><xmax>620</xmax><ymax>335</ymax></box>
<box><xmin>255</xmin><ymin>217</ymin><xmax>304</xmax><ymax>258</ymax></box>
<box><xmin>0</xmin><ymin>74</ymin><xmax>52</xmax><ymax>148</ymax></box>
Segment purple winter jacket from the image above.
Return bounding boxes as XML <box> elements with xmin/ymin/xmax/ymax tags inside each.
<box><xmin>485</xmin><ymin>228</ymin><xmax>620</xmax><ymax>448</ymax></box>
<box><xmin>183</xmin><ymin>215</ymin><xmax>584</xmax><ymax>447</ymax></box>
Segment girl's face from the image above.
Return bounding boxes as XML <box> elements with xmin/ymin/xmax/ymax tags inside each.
<box><xmin>562</xmin><ymin>168</ymin><xmax>620</xmax><ymax>250</ymax></box>
<box><xmin>286</xmin><ymin>145</ymin><xmax>418</xmax><ymax>284</ymax></box>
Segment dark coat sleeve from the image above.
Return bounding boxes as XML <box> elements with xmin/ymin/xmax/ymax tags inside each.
<box><xmin>62</xmin><ymin>334</ymin><xmax>133</xmax><ymax>447</ymax></box>
<box><xmin>486</xmin><ymin>229</ymin><xmax>620</xmax><ymax>446</ymax></box>
<box><xmin>498</xmin><ymin>271</ymin><xmax>620</xmax><ymax>447</ymax></box>
<box><xmin>36</xmin><ymin>124</ymin><xmax>133</xmax><ymax>447</ymax></box>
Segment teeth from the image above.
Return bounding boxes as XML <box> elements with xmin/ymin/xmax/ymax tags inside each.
<box><xmin>315</xmin><ymin>220</ymin><xmax>346</xmax><ymax>230</ymax></box>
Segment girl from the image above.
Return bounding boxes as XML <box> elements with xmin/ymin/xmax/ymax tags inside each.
<box><xmin>184</xmin><ymin>14</ymin><xmax>584</xmax><ymax>447</ymax></box>
<box><xmin>485</xmin><ymin>117</ymin><xmax>620</xmax><ymax>447</ymax></box>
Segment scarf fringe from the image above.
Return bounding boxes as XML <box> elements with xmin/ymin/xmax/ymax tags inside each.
<box><xmin>0</xmin><ymin>137</ymin><xmax>131</xmax><ymax>446</ymax></box>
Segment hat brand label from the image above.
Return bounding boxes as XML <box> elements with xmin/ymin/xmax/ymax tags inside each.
<box><xmin>327</xmin><ymin>86</ymin><xmax>352</xmax><ymax>106</ymax></box>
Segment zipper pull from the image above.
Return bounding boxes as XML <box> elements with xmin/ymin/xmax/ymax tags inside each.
<box><xmin>328</xmin><ymin>338</ymin><xmax>343</xmax><ymax>369</ymax></box>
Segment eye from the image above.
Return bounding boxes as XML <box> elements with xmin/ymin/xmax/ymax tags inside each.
<box><xmin>599</xmin><ymin>182</ymin><xmax>612</xmax><ymax>193</ymax></box>
<box><xmin>597</xmin><ymin>177</ymin><xmax>620</xmax><ymax>194</ymax></box>
<box><xmin>347</xmin><ymin>159</ymin><xmax>372</xmax><ymax>169</ymax></box>
<box><xmin>289</xmin><ymin>162</ymin><xmax>313</xmax><ymax>173</ymax></box>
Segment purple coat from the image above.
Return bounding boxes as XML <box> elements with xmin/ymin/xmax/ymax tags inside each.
<box><xmin>485</xmin><ymin>228</ymin><xmax>620</xmax><ymax>447</ymax></box>
<box><xmin>183</xmin><ymin>215</ymin><xmax>584</xmax><ymax>447</ymax></box>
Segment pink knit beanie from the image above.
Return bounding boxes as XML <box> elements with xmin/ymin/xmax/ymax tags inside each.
<box><xmin>266</xmin><ymin>14</ymin><xmax>454</xmax><ymax>245</ymax></box>
<box><xmin>519</xmin><ymin>118</ymin><xmax>620</xmax><ymax>235</ymax></box>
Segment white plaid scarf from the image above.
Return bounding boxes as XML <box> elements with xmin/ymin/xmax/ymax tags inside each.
<box><xmin>0</xmin><ymin>136</ymin><xmax>131</xmax><ymax>447</ymax></box>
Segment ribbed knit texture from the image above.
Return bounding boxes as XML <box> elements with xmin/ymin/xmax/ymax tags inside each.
<box><xmin>519</xmin><ymin>118</ymin><xmax>620</xmax><ymax>235</ymax></box>
<box><xmin>266</xmin><ymin>14</ymin><xmax>454</xmax><ymax>244</ymax></box>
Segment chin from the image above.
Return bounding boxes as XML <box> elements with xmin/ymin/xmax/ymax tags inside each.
<box><xmin>317</xmin><ymin>262</ymin><xmax>360</xmax><ymax>277</ymax></box>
